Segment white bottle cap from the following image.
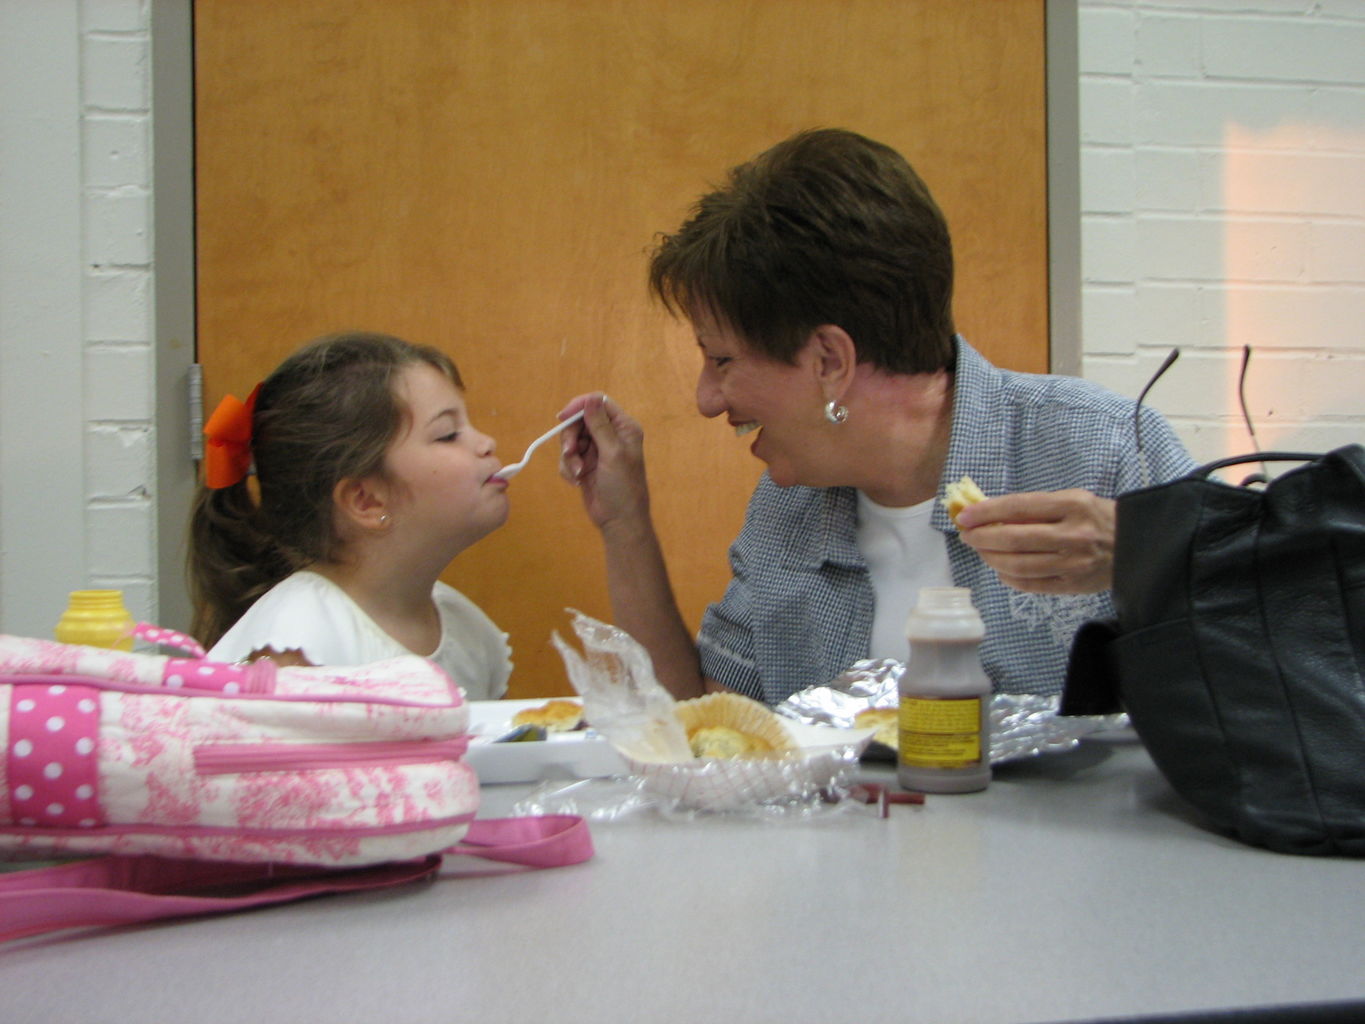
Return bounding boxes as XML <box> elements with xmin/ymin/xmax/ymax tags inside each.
<box><xmin>906</xmin><ymin>586</ymin><xmax>985</xmax><ymax>641</ymax></box>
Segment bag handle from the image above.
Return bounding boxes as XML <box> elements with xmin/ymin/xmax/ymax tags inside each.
<box><xmin>1193</xmin><ymin>450</ymin><xmax>1320</xmax><ymax>479</ymax></box>
<box><xmin>0</xmin><ymin>814</ymin><xmax>592</xmax><ymax>944</ymax></box>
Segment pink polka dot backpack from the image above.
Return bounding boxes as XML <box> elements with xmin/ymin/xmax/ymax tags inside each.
<box><xmin>0</xmin><ymin>626</ymin><xmax>592</xmax><ymax>942</ymax></box>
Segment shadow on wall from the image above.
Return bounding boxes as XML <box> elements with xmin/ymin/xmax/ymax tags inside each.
<box><xmin>1218</xmin><ymin>122</ymin><xmax>1365</xmax><ymax>461</ymax></box>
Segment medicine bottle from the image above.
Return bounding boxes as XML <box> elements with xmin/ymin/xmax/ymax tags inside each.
<box><xmin>897</xmin><ymin>586</ymin><xmax>991</xmax><ymax>794</ymax></box>
<box><xmin>53</xmin><ymin>589</ymin><xmax>136</xmax><ymax>651</ymax></box>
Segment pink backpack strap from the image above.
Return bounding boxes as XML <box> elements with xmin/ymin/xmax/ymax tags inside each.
<box><xmin>0</xmin><ymin>815</ymin><xmax>592</xmax><ymax>943</ymax></box>
<box><xmin>132</xmin><ymin>622</ymin><xmax>206</xmax><ymax>658</ymax></box>
<box><xmin>448</xmin><ymin>814</ymin><xmax>594</xmax><ymax>868</ymax></box>
<box><xmin>0</xmin><ymin>854</ymin><xmax>441</xmax><ymax>943</ymax></box>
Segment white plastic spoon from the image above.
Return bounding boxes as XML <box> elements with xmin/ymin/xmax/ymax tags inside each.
<box><xmin>493</xmin><ymin>410</ymin><xmax>585</xmax><ymax>480</ymax></box>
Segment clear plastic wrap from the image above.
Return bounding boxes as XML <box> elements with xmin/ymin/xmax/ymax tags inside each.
<box><xmin>551</xmin><ymin>610</ymin><xmax>692</xmax><ymax>764</ymax></box>
<box><xmin>774</xmin><ymin>659</ymin><xmax>1129</xmax><ymax>764</ymax></box>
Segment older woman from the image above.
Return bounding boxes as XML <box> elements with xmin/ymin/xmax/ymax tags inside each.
<box><xmin>561</xmin><ymin>128</ymin><xmax>1194</xmax><ymax>704</ymax></box>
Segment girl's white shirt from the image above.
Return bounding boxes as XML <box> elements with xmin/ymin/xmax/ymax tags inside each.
<box><xmin>208</xmin><ymin>570</ymin><xmax>512</xmax><ymax>700</ymax></box>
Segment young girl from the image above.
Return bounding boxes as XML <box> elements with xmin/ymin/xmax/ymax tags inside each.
<box><xmin>190</xmin><ymin>331</ymin><xmax>512</xmax><ymax>700</ymax></box>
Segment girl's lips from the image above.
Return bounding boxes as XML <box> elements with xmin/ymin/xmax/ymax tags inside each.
<box><xmin>734</xmin><ymin>421</ymin><xmax>760</xmax><ymax>438</ymax></box>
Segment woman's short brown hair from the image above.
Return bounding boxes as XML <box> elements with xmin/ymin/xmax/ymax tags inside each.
<box><xmin>649</xmin><ymin>128</ymin><xmax>956</xmax><ymax>374</ymax></box>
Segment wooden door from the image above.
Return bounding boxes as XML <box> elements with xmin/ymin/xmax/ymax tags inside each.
<box><xmin>194</xmin><ymin>0</ymin><xmax>1048</xmax><ymax>697</ymax></box>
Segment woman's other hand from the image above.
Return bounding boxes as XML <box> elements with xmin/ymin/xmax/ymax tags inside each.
<box><xmin>954</xmin><ymin>490</ymin><xmax>1116</xmax><ymax>594</ymax></box>
<box><xmin>558</xmin><ymin>393</ymin><xmax>651</xmax><ymax>532</ymax></box>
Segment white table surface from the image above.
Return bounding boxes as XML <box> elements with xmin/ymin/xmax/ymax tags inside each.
<box><xmin>1</xmin><ymin>732</ymin><xmax>1361</xmax><ymax>1024</ymax></box>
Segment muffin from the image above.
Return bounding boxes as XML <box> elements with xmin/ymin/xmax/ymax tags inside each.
<box><xmin>674</xmin><ymin>692</ymin><xmax>795</xmax><ymax>759</ymax></box>
<box><xmin>688</xmin><ymin>725</ymin><xmax>762</xmax><ymax>758</ymax></box>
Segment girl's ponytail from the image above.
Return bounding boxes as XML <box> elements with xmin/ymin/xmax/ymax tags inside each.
<box><xmin>188</xmin><ymin>479</ymin><xmax>293</xmax><ymax>648</ymax></box>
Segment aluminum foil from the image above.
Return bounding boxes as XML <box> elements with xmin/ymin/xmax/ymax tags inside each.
<box><xmin>773</xmin><ymin>659</ymin><xmax>1129</xmax><ymax>765</ymax></box>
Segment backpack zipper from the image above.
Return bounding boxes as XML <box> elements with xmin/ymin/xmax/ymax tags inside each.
<box><xmin>194</xmin><ymin>737</ymin><xmax>468</xmax><ymax>775</ymax></box>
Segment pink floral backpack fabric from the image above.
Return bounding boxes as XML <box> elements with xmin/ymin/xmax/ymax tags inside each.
<box><xmin>0</xmin><ymin>629</ymin><xmax>591</xmax><ymax>942</ymax></box>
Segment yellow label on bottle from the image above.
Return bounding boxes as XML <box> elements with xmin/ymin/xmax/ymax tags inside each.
<box><xmin>899</xmin><ymin>696</ymin><xmax>982</xmax><ymax>769</ymax></box>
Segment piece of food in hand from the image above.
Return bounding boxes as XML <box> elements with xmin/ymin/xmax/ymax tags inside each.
<box><xmin>674</xmin><ymin>692</ymin><xmax>795</xmax><ymax>759</ymax></box>
<box><xmin>511</xmin><ymin>698</ymin><xmax>585</xmax><ymax>732</ymax></box>
<box><xmin>853</xmin><ymin>707</ymin><xmax>898</xmax><ymax>749</ymax></box>
<box><xmin>942</xmin><ymin>475</ymin><xmax>987</xmax><ymax>526</ymax></box>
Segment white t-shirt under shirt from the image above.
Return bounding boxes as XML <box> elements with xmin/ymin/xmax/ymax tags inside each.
<box><xmin>207</xmin><ymin>570</ymin><xmax>512</xmax><ymax>700</ymax></box>
<box><xmin>855</xmin><ymin>491</ymin><xmax>954</xmax><ymax>662</ymax></box>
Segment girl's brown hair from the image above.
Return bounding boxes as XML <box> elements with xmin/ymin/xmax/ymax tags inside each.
<box><xmin>188</xmin><ymin>331</ymin><xmax>462</xmax><ymax>647</ymax></box>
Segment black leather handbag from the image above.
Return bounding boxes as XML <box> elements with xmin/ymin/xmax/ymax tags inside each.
<box><xmin>1062</xmin><ymin>444</ymin><xmax>1365</xmax><ymax>856</ymax></box>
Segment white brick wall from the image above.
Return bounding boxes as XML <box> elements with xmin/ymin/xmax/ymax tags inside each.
<box><xmin>1080</xmin><ymin>0</ymin><xmax>1365</xmax><ymax>465</ymax></box>
<box><xmin>0</xmin><ymin>0</ymin><xmax>155</xmax><ymax>637</ymax></box>
<box><xmin>82</xmin><ymin>0</ymin><xmax>156</xmax><ymax>625</ymax></box>
<box><xmin>0</xmin><ymin>1</ymin><xmax>1362</xmax><ymax>637</ymax></box>
<box><xmin>1</xmin><ymin>0</ymin><xmax>85</xmax><ymax>638</ymax></box>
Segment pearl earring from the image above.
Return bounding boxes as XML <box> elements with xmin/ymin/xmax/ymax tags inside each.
<box><xmin>378</xmin><ymin>513</ymin><xmax>391</xmax><ymax>527</ymax></box>
<box><xmin>824</xmin><ymin>400</ymin><xmax>849</xmax><ymax>425</ymax></box>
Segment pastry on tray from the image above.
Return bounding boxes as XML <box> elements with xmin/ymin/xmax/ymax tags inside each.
<box><xmin>853</xmin><ymin>707</ymin><xmax>898</xmax><ymax>750</ymax></box>
<box><xmin>511</xmin><ymin>698</ymin><xmax>585</xmax><ymax>733</ymax></box>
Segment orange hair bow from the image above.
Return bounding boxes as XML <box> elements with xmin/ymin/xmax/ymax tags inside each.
<box><xmin>203</xmin><ymin>384</ymin><xmax>261</xmax><ymax>489</ymax></box>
